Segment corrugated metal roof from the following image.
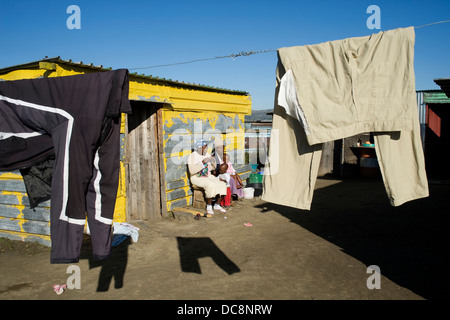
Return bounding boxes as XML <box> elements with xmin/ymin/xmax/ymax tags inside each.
<box><xmin>0</xmin><ymin>56</ymin><xmax>249</xmax><ymax>95</ymax></box>
<box><xmin>434</xmin><ymin>78</ymin><xmax>450</xmax><ymax>98</ymax></box>
<box><xmin>423</xmin><ymin>91</ymin><xmax>450</xmax><ymax>104</ymax></box>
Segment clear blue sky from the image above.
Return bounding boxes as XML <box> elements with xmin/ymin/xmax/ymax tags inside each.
<box><xmin>0</xmin><ymin>0</ymin><xmax>449</xmax><ymax>110</ymax></box>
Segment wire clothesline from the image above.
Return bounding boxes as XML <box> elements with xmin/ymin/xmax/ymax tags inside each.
<box><xmin>129</xmin><ymin>49</ymin><xmax>277</xmax><ymax>70</ymax></box>
<box><xmin>415</xmin><ymin>19</ymin><xmax>450</xmax><ymax>29</ymax></box>
<box><xmin>129</xmin><ymin>19</ymin><xmax>450</xmax><ymax>71</ymax></box>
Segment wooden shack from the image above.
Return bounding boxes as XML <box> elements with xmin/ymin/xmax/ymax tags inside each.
<box><xmin>0</xmin><ymin>57</ymin><xmax>251</xmax><ymax>245</ymax></box>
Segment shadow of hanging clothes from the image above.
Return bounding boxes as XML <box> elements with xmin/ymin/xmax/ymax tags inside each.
<box><xmin>176</xmin><ymin>237</ymin><xmax>240</xmax><ymax>275</ymax></box>
<box><xmin>254</xmin><ymin>179</ymin><xmax>450</xmax><ymax>300</ymax></box>
<box><xmin>88</xmin><ymin>236</ymin><xmax>131</xmax><ymax>292</ymax></box>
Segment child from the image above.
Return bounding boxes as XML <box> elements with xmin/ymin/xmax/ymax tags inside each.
<box><xmin>224</xmin><ymin>154</ymin><xmax>245</xmax><ymax>198</ymax></box>
<box><xmin>218</xmin><ymin>163</ymin><xmax>232</xmax><ymax>208</ymax></box>
<box><xmin>218</xmin><ymin>163</ymin><xmax>230</xmax><ymax>186</ymax></box>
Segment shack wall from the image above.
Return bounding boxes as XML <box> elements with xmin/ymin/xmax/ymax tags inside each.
<box><xmin>0</xmin><ymin>172</ymin><xmax>51</xmax><ymax>245</ymax></box>
<box><xmin>162</xmin><ymin>109</ymin><xmax>251</xmax><ymax>212</ymax></box>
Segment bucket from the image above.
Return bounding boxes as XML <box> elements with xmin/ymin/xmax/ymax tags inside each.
<box><xmin>243</xmin><ymin>187</ymin><xmax>255</xmax><ymax>199</ymax></box>
<box><xmin>246</xmin><ymin>183</ymin><xmax>263</xmax><ymax>197</ymax></box>
<box><xmin>360</xmin><ymin>157</ymin><xmax>379</xmax><ymax>178</ymax></box>
<box><xmin>248</xmin><ymin>173</ymin><xmax>263</xmax><ymax>184</ymax></box>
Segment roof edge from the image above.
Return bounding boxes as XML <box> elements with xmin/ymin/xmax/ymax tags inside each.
<box><xmin>0</xmin><ymin>57</ymin><xmax>249</xmax><ymax>95</ymax></box>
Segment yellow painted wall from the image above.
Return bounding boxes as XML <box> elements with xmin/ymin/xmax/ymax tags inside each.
<box><xmin>162</xmin><ymin>109</ymin><xmax>249</xmax><ymax>212</ymax></box>
<box><xmin>129</xmin><ymin>79</ymin><xmax>251</xmax><ymax>114</ymax></box>
<box><xmin>0</xmin><ymin>172</ymin><xmax>51</xmax><ymax>245</ymax></box>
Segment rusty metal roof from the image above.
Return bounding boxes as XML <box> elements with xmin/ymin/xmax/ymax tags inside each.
<box><xmin>0</xmin><ymin>56</ymin><xmax>249</xmax><ymax>95</ymax></box>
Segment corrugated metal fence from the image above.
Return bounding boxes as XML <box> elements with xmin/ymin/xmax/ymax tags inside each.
<box><xmin>417</xmin><ymin>90</ymin><xmax>428</xmax><ymax>148</ymax></box>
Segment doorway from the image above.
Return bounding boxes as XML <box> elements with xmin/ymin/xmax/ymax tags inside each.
<box><xmin>125</xmin><ymin>101</ymin><xmax>165</xmax><ymax>220</ymax></box>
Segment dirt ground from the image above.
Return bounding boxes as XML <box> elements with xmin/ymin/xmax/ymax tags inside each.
<box><xmin>1</xmin><ymin>177</ymin><xmax>449</xmax><ymax>301</ymax></box>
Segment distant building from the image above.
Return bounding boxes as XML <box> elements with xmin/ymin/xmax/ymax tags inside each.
<box><xmin>244</xmin><ymin>110</ymin><xmax>273</xmax><ymax>166</ymax></box>
<box><xmin>419</xmin><ymin>79</ymin><xmax>450</xmax><ymax>181</ymax></box>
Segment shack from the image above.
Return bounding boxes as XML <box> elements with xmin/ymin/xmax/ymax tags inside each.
<box><xmin>421</xmin><ymin>80</ymin><xmax>450</xmax><ymax>181</ymax></box>
<box><xmin>0</xmin><ymin>57</ymin><xmax>251</xmax><ymax>245</ymax></box>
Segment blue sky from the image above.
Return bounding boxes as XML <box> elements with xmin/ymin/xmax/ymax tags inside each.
<box><xmin>0</xmin><ymin>0</ymin><xmax>449</xmax><ymax>110</ymax></box>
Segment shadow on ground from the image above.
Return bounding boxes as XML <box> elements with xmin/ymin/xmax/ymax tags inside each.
<box><xmin>256</xmin><ymin>177</ymin><xmax>450</xmax><ymax>300</ymax></box>
<box><xmin>80</xmin><ymin>236</ymin><xmax>131</xmax><ymax>292</ymax></box>
<box><xmin>176</xmin><ymin>237</ymin><xmax>240</xmax><ymax>275</ymax></box>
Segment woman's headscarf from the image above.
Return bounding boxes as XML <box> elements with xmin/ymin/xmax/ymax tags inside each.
<box><xmin>194</xmin><ymin>139</ymin><xmax>207</xmax><ymax>150</ymax></box>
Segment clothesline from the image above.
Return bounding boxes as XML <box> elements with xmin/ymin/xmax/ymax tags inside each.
<box><xmin>414</xmin><ymin>19</ymin><xmax>450</xmax><ymax>29</ymax></box>
<box><xmin>128</xmin><ymin>19</ymin><xmax>450</xmax><ymax>71</ymax></box>
<box><xmin>129</xmin><ymin>49</ymin><xmax>277</xmax><ymax>70</ymax></box>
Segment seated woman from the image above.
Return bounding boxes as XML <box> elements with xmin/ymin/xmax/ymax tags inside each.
<box><xmin>187</xmin><ymin>139</ymin><xmax>227</xmax><ymax>215</ymax></box>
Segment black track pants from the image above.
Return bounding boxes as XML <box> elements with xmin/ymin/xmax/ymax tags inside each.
<box><xmin>0</xmin><ymin>70</ymin><xmax>131</xmax><ymax>263</ymax></box>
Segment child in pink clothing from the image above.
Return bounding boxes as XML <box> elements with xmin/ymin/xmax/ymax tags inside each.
<box><xmin>224</xmin><ymin>154</ymin><xmax>244</xmax><ymax>198</ymax></box>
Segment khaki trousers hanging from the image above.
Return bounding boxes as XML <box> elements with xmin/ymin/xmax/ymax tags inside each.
<box><xmin>262</xmin><ymin>27</ymin><xmax>429</xmax><ymax>210</ymax></box>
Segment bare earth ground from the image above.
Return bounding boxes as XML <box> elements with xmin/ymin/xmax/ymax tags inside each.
<box><xmin>1</xmin><ymin>177</ymin><xmax>449</xmax><ymax>301</ymax></box>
